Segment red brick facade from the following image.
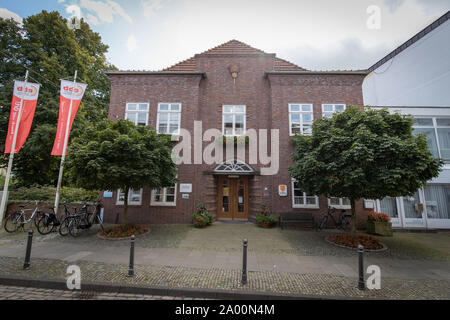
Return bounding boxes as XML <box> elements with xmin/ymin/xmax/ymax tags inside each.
<box><xmin>101</xmin><ymin>40</ymin><xmax>369</xmax><ymax>228</ymax></box>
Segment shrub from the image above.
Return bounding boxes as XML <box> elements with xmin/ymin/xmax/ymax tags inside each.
<box><xmin>329</xmin><ymin>233</ymin><xmax>383</xmax><ymax>250</ymax></box>
<box><xmin>101</xmin><ymin>223</ymin><xmax>148</xmax><ymax>238</ymax></box>
<box><xmin>367</xmin><ymin>211</ymin><xmax>391</xmax><ymax>223</ymax></box>
<box><xmin>7</xmin><ymin>184</ymin><xmax>99</xmax><ymax>203</ymax></box>
<box><xmin>193</xmin><ymin>202</ymin><xmax>213</xmax><ymax>228</ymax></box>
<box><xmin>256</xmin><ymin>205</ymin><xmax>277</xmax><ymax>227</ymax></box>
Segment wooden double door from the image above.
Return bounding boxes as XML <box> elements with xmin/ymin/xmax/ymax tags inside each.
<box><xmin>217</xmin><ymin>176</ymin><xmax>249</xmax><ymax>220</ymax></box>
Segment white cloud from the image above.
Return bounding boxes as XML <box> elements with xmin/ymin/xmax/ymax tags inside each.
<box><xmin>86</xmin><ymin>13</ymin><xmax>100</xmax><ymax>25</ymax></box>
<box><xmin>127</xmin><ymin>34</ymin><xmax>138</xmax><ymax>52</ymax></box>
<box><xmin>141</xmin><ymin>0</ymin><xmax>165</xmax><ymax>18</ymax></box>
<box><xmin>58</xmin><ymin>0</ymin><xmax>66</xmax><ymax>3</ymax></box>
<box><xmin>79</xmin><ymin>0</ymin><xmax>132</xmax><ymax>24</ymax></box>
<box><xmin>0</xmin><ymin>8</ymin><xmax>23</xmax><ymax>26</ymax></box>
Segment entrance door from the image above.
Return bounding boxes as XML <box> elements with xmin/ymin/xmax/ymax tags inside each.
<box><xmin>217</xmin><ymin>176</ymin><xmax>249</xmax><ymax>220</ymax></box>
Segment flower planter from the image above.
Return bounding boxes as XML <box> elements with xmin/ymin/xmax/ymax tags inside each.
<box><xmin>366</xmin><ymin>221</ymin><xmax>393</xmax><ymax>237</ymax></box>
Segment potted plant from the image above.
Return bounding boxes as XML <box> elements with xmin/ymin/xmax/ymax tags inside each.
<box><xmin>192</xmin><ymin>202</ymin><xmax>213</xmax><ymax>228</ymax></box>
<box><xmin>256</xmin><ymin>205</ymin><xmax>277</xmax><ymax>228</ymax></box>
<box><xmin>366</xmin><ymin>211</ymin><xmax>393</xmax><ymax>236</ymax></box>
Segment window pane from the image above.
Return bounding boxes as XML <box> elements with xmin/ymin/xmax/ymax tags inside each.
<box><xmin>223</xmin><ymin>106</ymin><xmax>233</xmax><ymax>113</ymax></box>
<box><xmin>235</xmin><ymin>115</ymin><xmax>244</xmax><ymax>135</ymax></box>
<box><xmin>127</xmin><ymin>104</ymin><xmax>137</xmax><ymax>111</ymax></box>
<box><xmin>342</xmin><ymin>198</ymin><xmax>351</xmax><ymax>206</ymax></box>
<box><xmin>159</xmin><ymin>104</ymin><xmax>169</xmax><ymax>111</ymax></box>
<box><xmin>403</xmin><ymin>192</ymin><xmax>421</xmax><ymax>219</ymax></box>
<box><xmin>379</xmin><ymin>197</ymin><xmax>398</xmax><ymax>218</ymax></box>
<box><xmin>424</xmin><ymin>184</ymin><xmax>450</xmax><ymax>219</ymax></box>
<box><xmin>302</xmin><ymin>105</ymin><xmax>312</xmax><ymax>112</ymax></box>
<box><xmin>335</xmin><ymin>105</ymin><xmax>345</xmax><ymax>112</ymax></box>
<box><xmin>139</xmin><ymin>103</ymin><xmax>148</xmax><ymax>111</ymax></box>
<box><xmin>414</xmin><ymin>118</ymin><xmax>433</xmax><ymax>126</ymax></box>
<box><xmin>118</xmin><ymin>190</ymin><xmax>125</xmax><ymax>202</ymax></box>
<box><xmin>234</xmin><ymin>106</ymin><xmax>245</xmax><ymax>113</ymax></box>
<box><xmin>413</xmin><ymin>128</ymin><xmax>439</xmax><ymax>158</ymax></box>
<box><xmin>169</xmin><ymin>121</ymin><xmax>179</xmax><ymax>134</ymax></box>
<box><xmin>170</xmin><ymin>104</ymin><xmax>180</xmax><ymax>111</ymax></box>
<box><xmin>306</xmin><ymin>196</ymin><xmax>317</xmax><ymax>205</ymax></box>
<box><xmin>323</xmin><ymin>105</ymin><xmax>333</xmax><ymax>112</ymax></box>
<box><xmin>290</xmin><ymin>104</ymin><xmax>300</xmax><ymax>112</ymax></box>
<box><xmin>137</xmin><ymin>113</ymin><xmax>147</xmax><ymax>126</ymax></box>
<box><xmin>153</xmin><ymin>189</ymin><xmax>163</xmax><ymax>202</ymax></box>
<box><xmin>323</xmin><ymin>113</ymin><xmax>333</xmax><ymax>119</ymax></box>
<box><xmin>130</xmin><ymin>190</ymin><xmax>141</xmax><ymax>202</ymax></box>
<box><xmin>126</xmin><ymin>113</ymin><xmax>137</xmax><ymax>124</ymax></box>
<box><xmin>330</xmin><ymin>198</ymin><xmax>340</xmax><ymax>205</ymax></box>
<box><xmin>437</xmin><ymin>128</ymin><xmax>450</xmax><ymax>160</ymax></box>
<box><xmin>291</xmin><ymin>123</ymin><xmax>300</xmax><ymax>135</ymax></box>
<box><xmin>303</xmin><ymin>114</ymin><xmax>312</xmax><ymax>122</ymax></box>
<box><xmin>290</xmin><ymin>114</ymin><xmax>300</xmax><ymax>122</ymax></box>
<box><xmin>303</xmin><ymin>124</ymin><xmax>312</xmax><ymax>135</ymax></box>
<box><xmin>436</xmin><ymin>118</ymin><xmax>450</xmax><ymax>127</ymax></box>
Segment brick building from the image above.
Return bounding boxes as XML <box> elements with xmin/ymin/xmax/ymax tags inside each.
<box><xmin>101</xmin><ymin>40</ymin><xmax>369</xmax><ymax>226</ymax></box>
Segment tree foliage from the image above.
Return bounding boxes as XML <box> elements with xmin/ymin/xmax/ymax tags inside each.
<box><xmin>0</xmin><ymin>11</ymin><xmax>116</xmax><ymax>186</ymax></box>
<box><xmin>66</xmin><ymin>119</ymin><xmax>178</xmax><ymax>224</ymax></box>
<box><xmin>288</xmin><ymin>106</ymin><xmax>443</xmax><ymax>235</ymax></box>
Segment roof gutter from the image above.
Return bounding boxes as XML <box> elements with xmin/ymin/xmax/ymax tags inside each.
<box><xmin>265</xmin><ymin>70</ymin><xmax>369</xmax><ymax>77</ymax></box>
<box><xmin>106</xmin><ymin>71</ymin><xmax>207</xmax><ymax>78</ymax></box>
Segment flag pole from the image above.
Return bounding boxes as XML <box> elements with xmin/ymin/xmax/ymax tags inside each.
<box><xmin>0</xmin><ymin>70</ymin><xmax>29</xmax><ymax>224</ymax></box>
<box><xmin>54</xmin><ymin>70</ymin><xmax>77</xmax><ymax>215</ymax></box>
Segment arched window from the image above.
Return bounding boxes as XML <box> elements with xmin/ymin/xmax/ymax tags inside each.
<box><xmin>214</xmin><ymin>160</ymin><xmax>254</xmax><ymax>173</ymax></box>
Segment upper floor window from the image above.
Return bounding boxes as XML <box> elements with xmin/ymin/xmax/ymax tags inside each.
<box><xmin>222</xmin><ymin>105</ymin><xmax>246</xmax><ymax>136</ymax></box>
<box><xmin>116</xmin><ymin>188</ymin><xmax>142</xmax><ymax>206</ymax></box>
<box><xmin>151</xmin><ymin>184</ymin><xmax>177</xmax><ymax>206</ymax></box>
<box><xmin>289</xmin><ymin>104</ymin><xmax>313</xmax><ymax>136</ymax></box>
<box><xmin>413</xmin><ymin>117</ymin><xmax>450</xmax><ymax>161</ymax></box>
<box><xmin>157</xmin><ymin>103</ymin><xmax>181</xmax><ymax>134</ymax></box>
<box><xmin>322</xmin><ymin>104</ymin><xmax>345</xmax><ymax>119</ymax></box>
<box><xmin>328</xmin><ymin>197</ymin><xmax>351</xmax><ymax>209</ymax></box>
<box><xmin>125</xmin><ymin>103</ymin><xmax>149</xmax><ymax>126</ymax></box>
<box><xmin>292</xmin><ymin>179</ymin><xmax>319</xmax><ymax>208</ymax></box>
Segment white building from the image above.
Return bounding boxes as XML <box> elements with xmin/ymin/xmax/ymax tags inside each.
<box><xmin>363</xmin><ymin>11</ymin><xmax>450</xmax><ymax>229</ymax></box>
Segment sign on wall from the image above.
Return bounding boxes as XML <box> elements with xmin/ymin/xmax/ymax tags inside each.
<box><xmin>278</xmin><ymin>185</ymin><xmax>287</xmax><ymax>197</ymax></box>
<box><xmin>180</xmin><ymin>184</ymin><xmax>192</xmax><ymax>193</ymax></box>
<box><xmin>103</xmin><ymin>191</ymin><xmax>113</xmax><ymax>198</ymax></box>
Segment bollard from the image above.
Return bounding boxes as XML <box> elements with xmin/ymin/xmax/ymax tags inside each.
<box><xmin>23</xmin><ymin>230</ymin><xmax>33</xmax><ymax>270</ymax></box>
<box><xmin>358</xmin><ymin>244</ymin><xmax>365</xmax><ymax>290</ymax></box>
<box><xmin>242</xmin><ymin>239</ymin><xmax>248</xmax><ymax>285</ymax></box>
<box><xmin>127</xmin><ymin>235</ymin><xmax>135</xmax><ymax>277</ymax></box>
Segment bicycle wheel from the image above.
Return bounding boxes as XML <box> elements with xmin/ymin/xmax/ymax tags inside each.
<box><xmin>68</xmin><ymin>217</ymin><xmax>81</xmax><ymax>237</ymax></box>
<box><xmin>4</xmin><ymin>212</ymin><xmax>21</xmax><ymax>233</ymax></box>
<box><xmin>58</xmin><ymin>216</ymin><xmax>71</xmax><ymax>236</ymax></box>
<box><xmin>37</xmin><ymin>215</ymin><xmax>55</xmax><ymax>235</ymax></box>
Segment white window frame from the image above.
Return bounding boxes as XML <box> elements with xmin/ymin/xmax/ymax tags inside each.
<box><xmin>116</xmin><ymin>188</ymin><xmax>143</xmax><ymax>206</ymax></box>
<box><xmin>222</xmin><ymin>105</ymin><xmax>246</xmax><ymax>136</ymax></box>
<box><xmin>288</xmin><ymin>103</ymin><xmax>314</xmax><ymax>136</ymax></box>
<box><xmin>291</xmin><ymin>179</ymin><xmax>319</xmax><ymax>209</ymax></box>
<box><xmin>156</xmin><ymin>103</ymin><xmax>182</xmax><ymax>135</ymax></box>
<box><xmin>328</xmin><ymin>197</ymin><xmax>351</xmax><ymax>209</ymax></box>
<box><xmin>322</xmin><ymin>104</ymin><xmax>346</xmax><ymax>119</ymax></box>
<box><xmin>125</xmin><ymin>102</ymin><xmax>149</xmax><ymax>126</ymax></box>
<box><xmin>151</xmin><ymin>184</ymin><xmax>178</xmax><ymax>206</ymax></box>
<box><xmin>413</xmin><ymin>117</ymin><xmax>450</xmax><ymax>162</ymax></box>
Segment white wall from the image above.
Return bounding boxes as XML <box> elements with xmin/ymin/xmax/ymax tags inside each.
<box><xmin>363</xmin><ymin>19</ymin><xmax>450</xmax><ymax>107</ymax></box>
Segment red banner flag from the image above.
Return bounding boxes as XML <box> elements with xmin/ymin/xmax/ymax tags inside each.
<box><xmin>4</xmin><ymin>81</ymin><xmax>41</xmax><ymax>154</ymax></box>
<box><xmin>51</xmin><ymin>80</ymin><xmax>87</xmax><ymax>156</ymax></box>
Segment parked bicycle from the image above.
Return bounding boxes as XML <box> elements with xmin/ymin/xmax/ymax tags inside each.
<box><xmin>317</xmin><ymin>206</ymin><xmax>352</xmax><ymax>231</ymax></box>
<box><xmin>63</xmin><ymin>201</ymin><xmax>104</xmax><ymax>237</ymax></box>
<box><xmin>36</xmin><ymin>206</ymin><xmax>61</xmax><ymax>235</ymax></box>
<box><xmin>3</xmin><ymin>201</ymin><xmax>44</xmax><ymax>233</ymax></box>
<box><xmin>58</xmin><ymin>202</ymin><xmax>78</xmax><ymax>236</ymax></box>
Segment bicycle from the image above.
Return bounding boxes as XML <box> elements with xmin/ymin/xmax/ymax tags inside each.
<box><xmin>58</xmin><ymin>203</ymin><xmax>78</xmax><ymax>236</ymax></box>
<box><xmin>317</xmin><ymin>206</ymin><xmax>352</xmax><ymax>231</ymax></box>
<box><xmin>3</xmin><ymin>201</ymin><xmax>43</xmax><ymax>233</ymax></box>
<box><xmin>66</xmin><ymin>201</ymin><xmax>104</xmax><ymax>237</ymax></box>
<box><xmin>36</xmin><ymin>206</ymin><xmax>61</xmax><ymax>235</ymax></box>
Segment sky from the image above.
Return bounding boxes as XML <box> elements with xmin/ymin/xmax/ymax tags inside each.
<box><xmin>0</xmin><ymin>0</ymin><xmax>449</xmax><ymax>71</ymax></box>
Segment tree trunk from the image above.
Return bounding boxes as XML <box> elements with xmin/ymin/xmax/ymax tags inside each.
<box><xmin>350</xmin><ymin>198</ymin><xmax>357</xmax><ymax>238</ymax></box>
<box><xmin>122</xmin><ymin>187</ymin><xmax>129</xmax><ymax>225</ymax></box>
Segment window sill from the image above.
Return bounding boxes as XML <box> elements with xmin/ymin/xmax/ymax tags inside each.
<box><xmin>329</xmin><ymin>205</ymin><xmax>351</xmax><ymax>210</ymax></box>
<box><xmin>292</xmin><ymin>205</ymin><xmax>320</xmax><ymax>209</ymax></box>
<box><xmin>151</xmin><ymin>202</ymin><xmax>177</xmax><ymax>207</ymax></box>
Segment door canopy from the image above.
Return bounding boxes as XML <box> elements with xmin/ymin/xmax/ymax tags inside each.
<box><xmin>214</xmin><ymin>160</ymin><xmax>254</xmax><ymax>174</ymax></box>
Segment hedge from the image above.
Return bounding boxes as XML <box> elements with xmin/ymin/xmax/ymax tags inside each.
<box><xmin>7</xmin><ymin>185</ymin><xmax>100</xmax><ymax>203</ymax></box>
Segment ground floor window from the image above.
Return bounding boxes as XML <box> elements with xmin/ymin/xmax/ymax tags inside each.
<box><xmin>291</xmin><ymin>180</ymin><xmax>319</xmax><ymax>208</ymax></box>
<box><xmin>424</xmin><ymin>184</ymin><xmax>450</xmax><ymax>219</ymax></box>
<box><xmin>151</xmin><ymin>185</ymin><xmax>177</xmax><ymax>206</ymax></box>
<box><xmin>116</xmin><ymin>189</ymin><xmax>142</xmax><ymax>205</ymax></box>
<box><xmin>328</xmin><ymin>197</ymin><xmax>351</xmax><ymax>209</ymax></box>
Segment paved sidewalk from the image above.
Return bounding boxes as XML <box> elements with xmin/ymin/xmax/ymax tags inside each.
<box><xmin>0</xmin><ymin>284</ymin><xmax>203</xmax><ymax>300</ymax></box>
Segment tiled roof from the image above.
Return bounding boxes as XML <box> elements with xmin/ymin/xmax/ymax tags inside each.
<box><xmin>163</xmin><ymin>39</ymin><xmax>307</xmax><ymax>72</ymax></box>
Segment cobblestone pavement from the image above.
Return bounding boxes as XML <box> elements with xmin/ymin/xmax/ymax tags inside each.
<box><xmin>0</xmin><ymin>256</ymin><xmax>448</xmax><ymax>299</ymax></box>
<box><xmin>0</xmin><ymin>284</ymin><xmax>206</xmax><ymax>300</ymax></box>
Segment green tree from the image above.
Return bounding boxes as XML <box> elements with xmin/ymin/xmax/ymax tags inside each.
<box><xmin>66</xmin><ymin>120</ymin><xmax>178</xmax><ymax>224</ymax></box>
<box><xmin>288</xmin><ymin>106</ymin><xmax>443</xmax><ymax>236</ymax></box>
<box><xmin>0</xmin><ymin>11</ymin><xmax>116</xmax><ymax>186</ymax></box>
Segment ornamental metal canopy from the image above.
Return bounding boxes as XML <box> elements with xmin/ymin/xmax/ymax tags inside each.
<box><xmin>214</xmin><ymin>160</ymin><xmax>254</xmax><ymax>174</ymax></box>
